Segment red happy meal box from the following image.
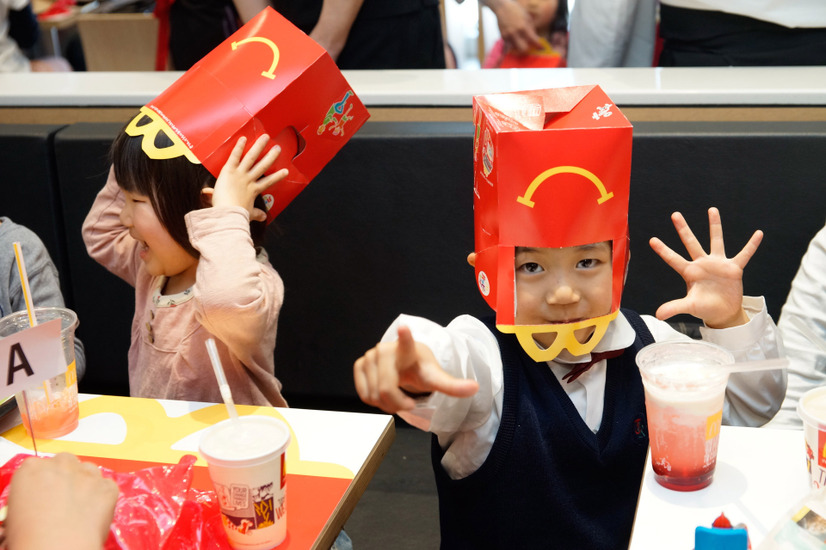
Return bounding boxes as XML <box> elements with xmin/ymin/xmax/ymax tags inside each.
<box><xmin>471</xmin><ymin>85</ymin><xmax>632</xmax><ymax>328</ymax></box>
<box><xmin>127</xmin><ymin>6</ymin><xmax>369</xmax><ymax>223</ymax></box>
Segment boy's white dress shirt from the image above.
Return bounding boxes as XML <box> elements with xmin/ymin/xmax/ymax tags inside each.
<box><xmin>387</xmin><ymin>296</ymin><xmax>785</xmax><ymax>480</ymax></box>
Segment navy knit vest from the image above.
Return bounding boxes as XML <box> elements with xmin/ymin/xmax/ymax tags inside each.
<box><xmin>432</xmin><ymin>310</ymin><xmax>654</xmax><ymax>549</ymax></box>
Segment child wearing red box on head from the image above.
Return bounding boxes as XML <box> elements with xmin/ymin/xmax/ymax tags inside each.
<box><xmin>83</xmin><ymin>8</ymin><xmax>368</xmax><ymax>407</ymax></box>
<box><xmin>83</xmin><ymin>129</ymin><xmax>289</xmax><ymax>407</ymax></box>
<box><xmin>353</xmin><ymin>86</ymin><xmax>785</xmax><ymax>548</ymax></box>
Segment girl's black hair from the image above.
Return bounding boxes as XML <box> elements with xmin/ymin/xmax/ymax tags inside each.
<box><xmin>111</xmin><ymin>114</ymin><xmax>267</xmax><ymax>258</ymax></box>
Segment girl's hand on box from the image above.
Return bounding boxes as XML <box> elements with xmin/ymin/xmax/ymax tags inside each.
<box><xmin>354</xmin><ymin>325</ymin><xmax>479</xmax><ymax>413</ymax></box>
<box><xmin>649</xmin><ymin>207</ymin><xmax>763</xmax><ymax>329</ymax></box>
<box><xmin>209</xmin><ymin>135</ymin><xmax>289</xmax><ymax>222</ymax></box>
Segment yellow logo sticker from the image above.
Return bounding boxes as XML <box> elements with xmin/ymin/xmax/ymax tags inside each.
<box><xmin>517</xmin><ymin>166</ymin><xmax>613</xmax><ymax>208</ymax></box>
<box><xmin>124</xmin><ymin>106</ymin><xmax>201</xmax><ymax>164</ymax></box>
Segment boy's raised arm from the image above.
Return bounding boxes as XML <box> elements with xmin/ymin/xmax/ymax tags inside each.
<box><xmin>649</xmin><ymin>207</ymin><xmax>763</xmax><ymax>329</ymax></box>
<box><xmin>354</xmin><ymin>325</ymin><xmax>479</xmax><ymax>414</ymax></box>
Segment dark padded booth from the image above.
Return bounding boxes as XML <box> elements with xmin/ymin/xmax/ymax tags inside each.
<box><xmin>0</xmin><ymin>124</ymin><xmax>71</xmax><ymax>303</ymax></box>
<box><xmin>626</xmin><ymin>121</ymin><xmax>826</xmax><ymax>325</ymax></box>
<box><xmin>54</xmin><ymin>122</ymin><xmax>131</xmax><ymax>397</ymax></box>
<box><xmin>2</xmin><ymin>120</ymin><xmax>825</xmax><ymax>409</ymax></box>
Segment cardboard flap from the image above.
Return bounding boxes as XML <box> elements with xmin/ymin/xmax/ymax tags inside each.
<box><xmin>480</xmin><ymin>93</ymin><xmax>545</xmax><ymax>131</ymax></box>
<box><xmin>478</xmin><ymin>85</ymin><xmax>598</xmax><ymax>131</ymax></box>
<box><xmin>540</xmin><ymin>85</ymin><xmax>595</xmax><ymax>119</ymax></box>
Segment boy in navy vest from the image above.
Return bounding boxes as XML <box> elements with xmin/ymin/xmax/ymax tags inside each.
<box><xmin>353</xmin><ymin>86</ymin><xmax>785</xmax><ymax>549</ymax></box>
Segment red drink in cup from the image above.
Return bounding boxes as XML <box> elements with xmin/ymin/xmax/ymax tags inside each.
<box><xmin>19</xmin><ymin>389</ymin><xmax>79</xmax><ymax>438</ymax></box>
<box><xmin>636</xmin><ymin>341</ymin><xmax>732</xmax><ymax>491</ymax></box>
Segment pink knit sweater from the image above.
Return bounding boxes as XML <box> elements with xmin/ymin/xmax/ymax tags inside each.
<box><xmin>82</xmin><ymin>171</ymin><xmax>287</xmax><ymax>407</ymax></box>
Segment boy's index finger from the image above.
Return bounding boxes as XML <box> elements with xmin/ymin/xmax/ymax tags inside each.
<box><xmin>649</xmin><ymin>236</ymin><xmax>688</xmax><ymax>273</ymax></box>
<box><xmin>395</xmin><ymin>325</ymin><xmax>417</xmax><ymax>362</ymax></box>
<box><xmin>426</xmin><ymin>369</ymin><xmax>479</xmax><ymax>399</ymax></box>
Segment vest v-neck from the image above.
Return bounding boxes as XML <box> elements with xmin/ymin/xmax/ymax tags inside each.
<box><xmin>533</xmin><ymin>354</ymin><xmax>618</xmax><ymax>454</ymax></box>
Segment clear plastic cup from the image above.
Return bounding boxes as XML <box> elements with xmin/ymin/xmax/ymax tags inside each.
<box><xmin>797</xmin><ymin>386</ymin><xmax>826</xmax><ymax>489</ymax></box>
<box><xmin>636</xmin><ymin>340</ymin><xmax>733</xmax><ymax>491</ymax></box>
<box><xmin>199</xmin><ymin>416</ymin><xmax>291</xmax><ymax>549</ymax></box>
<box><xmin>0</xmin><ymin>307</ymin><xmax>79</xmax><ymax>439</ymax></box>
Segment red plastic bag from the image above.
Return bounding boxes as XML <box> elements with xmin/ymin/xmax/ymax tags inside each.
<box><xmin>0</xmin><ymin>454</ymin><xmax>231</xmax><ymax>550</ymax></box>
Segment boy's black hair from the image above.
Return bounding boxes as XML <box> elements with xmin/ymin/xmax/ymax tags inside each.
<box><xmin>111</xmin><ymin>115</ymin><xmax>267</xmax><ymax>258</ymax></box>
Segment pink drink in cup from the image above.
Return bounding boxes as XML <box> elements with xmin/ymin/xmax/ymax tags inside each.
<box><xmin>0</xmin><ymin>307</ymin><xmax>79</xmax><ymax>439</ymax></box>
<box><xmin>636</xmin><ymin>341</ymin><xmax>732</xmax><ymax>491</ymax></box>
<box><xmin>199</xmin><ymin>416</ymin><xmax>291</xmax><ymax>550</ymax></box>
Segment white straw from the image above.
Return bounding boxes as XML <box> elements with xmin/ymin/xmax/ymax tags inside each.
<box><xmin>206</xmin><ymin>338</ymin><xmax>239</xmax><ymax>421</ymax></box>
<box><xmin>722</xmin><ymin>357</ymin><xmax>789</xmax><ymax>375</ymax></box>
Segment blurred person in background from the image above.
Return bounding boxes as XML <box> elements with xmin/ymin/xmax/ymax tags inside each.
<box><xmin>272</xmin><ymin>0</ymin><xmax>445</xmax><ymax>69</ymax></box>
<box><xmin>482</xmin><ymin>0</ymin><xmax>568</xmax><ymax>68</ymax></box>
<box><xmin>568</xmin><ymin>0</ymin><xmax>826</xmax><ymax>68</ymax></box>
<box><xmin>567</xmin><ymin>0</ymin><xmax>657</xmax><ymax>67</ymax></box>
<box><xmin>478</xmin><ymin>0</ymin><xmax>543</xmax><ymax>56</ymax></box>
<box><xmin>657</xmin><ymin>0</ymin><xmax>826</xmax><ymax>66</ymax></box>
<box><xmin>168</xmin><ymin>0</ymin><xmax>268</xmax><ymax>70</ymax></box>
<box><xmin>0</xmin><ymin>0</ymin><xmax>71</xmax><ymax>71</ymax></box>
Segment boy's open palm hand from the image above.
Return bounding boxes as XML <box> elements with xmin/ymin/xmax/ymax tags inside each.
<box><xmin>210</xmin><ymin>135</ymin><xmax>289</xmax><ymax>222</ymax></box>
<box><xmin>649</xmin><ymin>207</ymin><xmax>762</xmax><ymax>329</ymax></box>
<box><xmin>354</xmin><ymin>326</ymin><xmax>479</xmax><ymax>413</ymax></box>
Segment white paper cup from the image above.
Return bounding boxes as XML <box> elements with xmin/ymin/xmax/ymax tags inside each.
<box><xmin>199</xmin><ymin>416</ymin><xmax>291</xmax><ymax>549</ymax></box>
<box><xmin>637</xmin><ymin>341</ymin><xmax>732</xmax><ymax>491</ymax></box>
<box><xmin>798</xmin><ymin>387</ymin><xmax>826</xmax><ymax>489</ymax></box>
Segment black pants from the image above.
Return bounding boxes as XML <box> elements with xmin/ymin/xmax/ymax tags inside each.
<box><xmin>336</xmin><ymin>5</ymin><xmax>445</xmax><ymax>69</ymax></box>
<box><xmin>273</xmin><ymin>0</ymin><xmax>446</xmax><ymax>70</ymax></box>
<box><xmin>659</xmin><ymin>4</ymin><xmax>826</xmax><ymax>66</ymax></box>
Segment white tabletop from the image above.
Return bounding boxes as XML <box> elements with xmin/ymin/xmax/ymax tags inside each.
<box><xmin>630</xmin><ymin>426</ymin><xmax>810</xmax><ymax>549</ymax></box>
<box><xmin>2</xmin><ymin>67</ymin><xmax>826</xmax><ymax>108</ymax></box>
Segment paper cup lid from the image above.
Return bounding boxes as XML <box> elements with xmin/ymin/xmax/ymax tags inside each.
<box><xmin>199</xmin><ymin>416</ymin><xmax>290</xmax><ymax>468</ymax></box>
<box><xmin>798</xmin><ymin>386</ymin><xmax>826</xmax><ymax>428</ymax></box>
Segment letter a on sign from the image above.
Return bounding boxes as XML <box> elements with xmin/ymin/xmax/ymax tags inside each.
<box><xmin>0</xmin><ymin>319</ymin><xmax>64</xmax><ymax>401</ymax></box>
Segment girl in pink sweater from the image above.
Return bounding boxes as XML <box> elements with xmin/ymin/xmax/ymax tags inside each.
<box><xmin>83</xmin><ymin>130</ymin><xmax>288</xmax><ymax>407</ymax></box>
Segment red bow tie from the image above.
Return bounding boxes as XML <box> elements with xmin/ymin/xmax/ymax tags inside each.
<box><xmin>561</xmin><ymin>349</ymin><xmax>625</xmax><ymax>383</ymax></box>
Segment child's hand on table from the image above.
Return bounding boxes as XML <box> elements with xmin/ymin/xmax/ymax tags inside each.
<box><xmin>354</xmin><ymin>325</ymin><xmax>479</xmax><ymax>413</ymax></box>
<box><xmin>5</xmin><ymin>452</ymin><xmax>118</xmax><ymax>550</ymax></box>
<box><xmin>649</xmin><ymin>207</ymin><xmax>763</xmax><ymax>329</ymax></box>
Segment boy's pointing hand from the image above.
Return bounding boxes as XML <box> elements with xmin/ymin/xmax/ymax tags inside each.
<box><xmin>354</xmin><ymin>325</ymin><xmax>479</xmax><ymax>414</ymax></box>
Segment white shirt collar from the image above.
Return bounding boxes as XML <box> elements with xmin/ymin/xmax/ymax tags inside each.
<box><xmin>551</xmin><ymin>311</ymin><xmax>636</xmax><ymax>364</ymax></box>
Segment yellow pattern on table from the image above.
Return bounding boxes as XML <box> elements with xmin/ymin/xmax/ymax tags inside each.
<box><xmin>2</xmin><ymin>395</ymin><xmax>353</xmax><ymax>479</ymax></box>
